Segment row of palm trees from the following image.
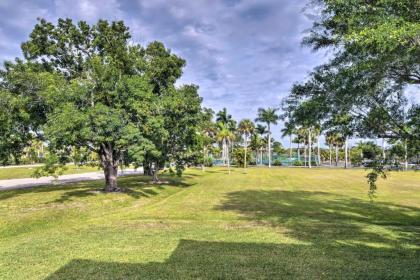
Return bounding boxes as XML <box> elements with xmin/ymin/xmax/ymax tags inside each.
<box><xmin>204</xmin><ymin>107</ymin><xmax>280</xmax><ymax>172</ymax></box>
<box><xmin>217</xmin><ymin>109</ymin><xmax>355</xmax><ymax>169</ymax></box>
<box><xmin>202</xmin><ymin>107</ymin><xmax>412</xmax><ymax>171</ymax></box>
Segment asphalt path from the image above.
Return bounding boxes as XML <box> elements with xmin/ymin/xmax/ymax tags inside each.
<box><xmin>0</xmin><ymin>168</ymin><xmax>143</xmax><ymax>191</ymax></box>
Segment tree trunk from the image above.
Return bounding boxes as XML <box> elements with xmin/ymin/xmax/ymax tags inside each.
<box><xmin>222</xmin><ymin>141</ymin><xmax>226</xmax><ymax>165</ymax></box>
<box><xmin>335</xmin><ymin>145</ymin><xmax>339</xmax><ymax>166</ymax></box>
<box><xmin>244</xmin><ymin>135</ymin><xmax>247</xmax><ymax>168</ymax></box>
<box><xmin>297</xmin><ymin>143</ymin><xmax>300</xmax><ymax>162</ymax></box>
<box><xmin>100</xmin><ymin>143</ymin><xmax>119</xmax><ymax>192</ymax></box>
<box><xmin>404</xmin><ymin>140</ymin><xmax>408</xmax><ymax>171</ymax></box>
<box><xmin>227</xmin><ymin>140</ymin><xmax>231</xmax><ymax>174</ymax></box>
<box><xmin>329</xmin><ymin>144</ymin><xmax>332</xmax><ymax>166</ymax></box>
<box><xmin>103</xmin><ymin>162</ymin><xmax>118</xmax><ymax>191</ymax></box>
<box><xmin>344</xmin><ymin>137</ymin><xmax>348</xmax><ymax>169</ymax></box>
<box><xmin>304</xmin><ymin>143</ymin><xmax>307</xmax><ymax>167</ymax></box>
<box><xmin>308</xmin><ymin>129</ymin><xmax>312</xmax><ymax>169</ymax></box>
<box><xmin>268</xmin><ymin>124</ymin><xmax>272</xmax><ymax>168</ymax></box>
<box><xmin>152</xmin><ymin>162</ymin><xmax>159</xmax><ymax>183</ymax></box>
<box><xmin>317</xmin><ymin>135</ymin><xmax>321</xmax><ymax>166</ymax></box>
<box><xmin>289</xmin><ymin>134</ymin><xmax>292</xmax><ymax>165</ymax></box>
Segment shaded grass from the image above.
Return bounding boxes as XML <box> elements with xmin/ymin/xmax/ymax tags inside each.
<box><xmin>0</xmin><ymin>167</ymin><xmax>419</xmax><ymax>279</ymax></box>
<box><xmin>0</xmin><ymin>165</ymin><xmax>99</xmax><ymax>180</ymax></box>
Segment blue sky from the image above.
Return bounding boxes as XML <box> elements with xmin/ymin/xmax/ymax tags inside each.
<box><xmin>5</xmin><ymin>0</ymin><xmax>413</xmax><ymax>146</ymax></box>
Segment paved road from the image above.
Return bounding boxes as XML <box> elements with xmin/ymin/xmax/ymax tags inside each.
<box><xmin>0</xmin><ymin>168</ymin><xmax>143</xmax><ymax>191</ymax></box>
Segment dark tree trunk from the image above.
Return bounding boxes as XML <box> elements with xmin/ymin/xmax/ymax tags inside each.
<box><xmin>104</xmin><ymin>162</ymin><xmax>118</xmax><ymax>191</ymax></box>
<box><xmin>152</xmin><ymin>162</ymin><xmax>159</xmax><ymax>183</ymax></box>
<box><xmin>144</xmin><ymin>162</ymin><xmax>152</xmax><ymax>176</ymax></box>
<box><xmin>99</xmin><ymin>143</ymin><xmax>120</xmax><ymax>192</ymax></box>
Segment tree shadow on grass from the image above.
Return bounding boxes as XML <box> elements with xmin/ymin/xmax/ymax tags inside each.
<box><xmin>0</xmin><ymin>175</ymin><xmax>194</xmax><ymax>203</ymax></box>
<box><xmin>215</xmin><ymin>190</ymin><xmax>420</xmax><ymax>247</ymax></box>
<box><xmin>45</xmin><ymin>239</ymin><xmax>420</xmax><ymax>280</ymax></box>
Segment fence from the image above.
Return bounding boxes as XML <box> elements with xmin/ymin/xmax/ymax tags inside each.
<box><xmin>212</xmin><ymin>154</ymin><xmax>318</xmax><ymax>167</ymax></box>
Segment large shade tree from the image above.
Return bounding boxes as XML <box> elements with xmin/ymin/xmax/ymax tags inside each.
<box><xmin>2</xmin><ymin>18</ymin><xmax>203</xmax><ymax>191</ymax></box>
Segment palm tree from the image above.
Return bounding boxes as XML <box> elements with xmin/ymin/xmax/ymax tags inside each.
<box><xmin>217</xmin><ymin>123</ymin><xmax>235</xmax><ymax>174</ymax></box>
<box><xmin>256</xmin><ymin>107</ymin><xmax>279</xmax><ymax>168</ymax></box>
<box><xmin>238</xmin><ymin>119</ymin><xmax>255</xmax><ymax>168</ymax></box>
<box><xmin>255</xmin><ymin>124</ymin><xmax>267</xmax><ymax>165</ymax></box>
<box><xmin>216</xmin><ymin>108</ymin><xmax>236</xmax><ymax>131</ymax></box>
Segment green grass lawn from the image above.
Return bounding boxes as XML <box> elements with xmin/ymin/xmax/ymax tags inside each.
<box><xmin>0</xmin><ymin>165</ymin><xmax>100</xmax><ymax>180</ymax></box>
<box><xmin>0</xmin><ymin>167</ymin><xmax>419</xmax><ymax>279</ymax></box>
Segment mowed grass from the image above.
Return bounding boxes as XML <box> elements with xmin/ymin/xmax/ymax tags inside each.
<box><xmin>0</xmin><ymin>167</ymin><xmax>419</xmax><ymax>279</ymax></box>
<box><xmin>0</xmin><ymin>165</ymin><xmax>99</xmax><ymax>180</ymax></box>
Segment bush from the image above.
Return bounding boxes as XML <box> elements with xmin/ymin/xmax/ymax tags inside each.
<box><xmin>293</xmin><ymin>160</ymin><xmax>303</xmax><ymax>166</ymax></box>
<box><xmin>232</xmin><ymin>148</ymin><xmax>252</xmax><ymax>167</ymax></box>
<box><xmin>203</xmin><ymin>156</ymin><xmax>214</xmax><ymax>167</ymax></box>
<box><xmin>273</xmin><ymin>159</ymin><xmax>282</xmax><ymax>166</ymax></box>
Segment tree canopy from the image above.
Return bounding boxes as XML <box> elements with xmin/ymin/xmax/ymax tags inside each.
<box><xmin>0</xmin><ymin>18</ymin><xmax>203</xmax><ymax>191</ymax></box>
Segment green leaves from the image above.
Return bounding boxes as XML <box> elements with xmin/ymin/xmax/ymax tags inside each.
<box><xmin>1</xmin><ymin>18</ymin><xmax>204</xmax><ymax>183</ymax></box>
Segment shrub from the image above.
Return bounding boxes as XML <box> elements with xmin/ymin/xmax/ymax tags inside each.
<box><xmin>204</xmin><ymin>156</ymin><xmax>214</xmax><ymax>167</ymax></box>
<box><xmin>232</xmin><ymin>148</ymin><xmax>252</xmax><ymax>167</ymax></box>
<box><xmin>273</xmin><ymin>159</ymin><xmax>282</xmax><ymax>166</ymax></box>
<box><xmin>293</xmin><ymin>160</ymin><xmax>303</xmax><ymax>166</ymax></box>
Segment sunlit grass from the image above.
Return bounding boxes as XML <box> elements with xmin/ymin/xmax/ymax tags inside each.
<box><xmin>0</xmin><ymin>165</ymin><xmax>100</xmax><ymax>180</ymax></box>
<box><xmin>0</xmin><ymin>167</ymin><xmax>419</xmax><ymax>279</ymax></box>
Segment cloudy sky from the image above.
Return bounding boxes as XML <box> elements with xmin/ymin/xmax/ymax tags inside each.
<box><xmin>0</xmin><ymin>0</ymin><xmax>331</xmax><ymax>142</ymax></box>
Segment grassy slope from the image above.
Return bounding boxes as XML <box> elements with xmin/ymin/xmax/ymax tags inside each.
<box><xmin>0</xmin><ymin>167</ymin><xmax>419</xmax><ymax>279</ymax></box>
<box><xmin>0</xmin><ymin>165</ymin><xmax>100</xmax><ymax>180</ymax></box>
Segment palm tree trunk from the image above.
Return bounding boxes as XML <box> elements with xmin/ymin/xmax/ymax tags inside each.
<box><xmin>335</xmin><ymin>144</ymin><xmax>339</xmax><ymax>166</ymax></box>
<box><xmin>244</xmin><ymin>135</ymin><xmax>247</xmax><ymax>168</ymax></box>
<box><xmin>297</xmin><ymin>143</ymin><xmax>301</xmax><ymax>162</ymax></box>
<box><xmin>344</xmin><ymin>137</ymin><xmax>348</xmax><ymax>169</ymax></box>
<box><xmin>404</xmin><ymin>140</ymin><xmax>408</xmax><ymax>171</ymax></box>
<box><xmin>317</xmin><ymin>135</ymin><xmax>321</xmax><ymax>166</ymax></box>
<box><xmin>221</xmin><ymin>141</ymin><xmax>225</xmax><ymax>165</ymax></box>
<box><xmin>268</xmin><ymin>123</ymin><xmax>272</xmax><ymax>168</ymax></box>
<box><xmin>308</xmin><ymin>129</ymin><xmax>312</xmax><ymax>169</ymax></box>
<box><xmin>304</xmin><ymin>143</ymin><xmax>307</xmax><ymax>167</ymax></box>
<box><xmin>329</xmin><ymin>144</ymin><xmax>332</xmax><ymax>166</ymax></box>
<box><xmin>289</xmin><ymin>134</ymin><xmax>292</xmax><ymax>164</ymax></box>
<box><xmin>227</xmin><ymin>140</ymin><xmax>231</xmax><ymax>174</ymax></box>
